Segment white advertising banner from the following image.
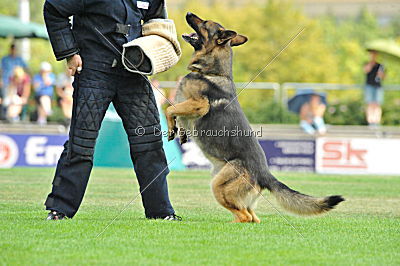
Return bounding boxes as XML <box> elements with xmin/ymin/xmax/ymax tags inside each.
<box><xmin>316</xmin><ymin>137</ymin><xmax>400</xmax><ymax>175</ymax></box>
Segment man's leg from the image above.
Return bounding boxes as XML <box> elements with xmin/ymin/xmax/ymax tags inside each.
<box><xmin>45</xmin><ymin>70</ymin><xmax>114</xmax><ymax>218</ymax></box>
<box><xmin>130</xmin><ymin>149</ymin><xmax>175</xmax><ymax>218</ymax></box>
<box><xmin>113</xmin><ymin>75</ymin><xmax>174</xmax><ymax>218</ymax></box>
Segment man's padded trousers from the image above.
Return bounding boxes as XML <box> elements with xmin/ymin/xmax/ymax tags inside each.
<box><xmin>44</xmin><ymin>69</ymin><xmax>174</xmax><ymax>218</ymax></box>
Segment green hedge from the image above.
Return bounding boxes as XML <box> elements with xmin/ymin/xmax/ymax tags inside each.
<box><xmin>17</xmin><ymin>87</ymin><xmax>400</xmax><ymax>126</ymax></box>
<box><xmin>240</xmin><ymin>90</ymin><xmax>400</xmax><ymax>126</ymax></box>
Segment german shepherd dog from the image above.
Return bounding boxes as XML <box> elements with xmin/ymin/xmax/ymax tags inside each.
<box><xmin>166</xmin><ymin>12</ymin><xmax>344</xmax><ymax>223</ymax></box>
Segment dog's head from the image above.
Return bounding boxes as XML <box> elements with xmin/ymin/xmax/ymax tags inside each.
<box><xmin>182</xmin><ymin>12</ymin><xmax>248</xmax><ymax>75</ymax></box>
<box><xmin>182</xmin><ymin>12</ymin><xmax>248</xmax><ymax>50</ymax></box>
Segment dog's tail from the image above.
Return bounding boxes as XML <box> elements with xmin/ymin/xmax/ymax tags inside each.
<box><xmin>264</xmin><ymin>174</ymin><xmax>344</xmax><ymax>215</ymax></box>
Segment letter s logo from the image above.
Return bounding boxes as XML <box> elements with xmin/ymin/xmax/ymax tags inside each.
<box><xmin>323</xmin><ymin>141</ymin><xmax>342</xmax><ymax>161</ymax></box>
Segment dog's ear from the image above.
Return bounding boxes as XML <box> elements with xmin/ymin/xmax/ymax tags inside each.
<box><xmin>217</xmin><ymin>30</ymin><xmax>237</xmax><ymax>45</ymax></box>
<box><xmin>230</xmin><ymin>35</ymin><xmax>248</xmax><ymax>47</ymax></box>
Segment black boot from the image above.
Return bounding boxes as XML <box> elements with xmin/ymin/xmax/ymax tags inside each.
<box><xmin>149</xmin><ymin>214</ymin><xmax>182</xmax><ymax>221</ymax></box>
<box><xmin>46</xmin><ymin>210</ymin><xmax>66</xmax><ymax>220</ymax></box>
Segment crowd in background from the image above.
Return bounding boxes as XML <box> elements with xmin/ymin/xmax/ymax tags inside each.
<box><xmin>0</xmin><ymin>43</ymin><xmax>73</xmax><ymax>126</ymax></box>
<box><xmin>0</xmin><ymin>43</ymin><xmax>387</xmax><ymax>135</ymax></box>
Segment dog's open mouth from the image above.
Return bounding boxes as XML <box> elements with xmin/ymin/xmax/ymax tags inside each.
<box><xmin>182</xmin><ymin>32</ymin><xmax>202</xmax><ymax>50</ymax></box>
<box><xmin>182</xmin><ymin>32</ymin><xmax>199</xmax><ymax>42</ymax></box>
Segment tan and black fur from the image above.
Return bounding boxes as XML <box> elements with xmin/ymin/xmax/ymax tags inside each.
<box><xmin>166</xmin><ymin>12</ymin><xmax>344</xmax><ymax>223</ymax></box>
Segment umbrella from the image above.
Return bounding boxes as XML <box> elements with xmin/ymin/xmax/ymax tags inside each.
<box><xmin>0</xmin><ymin>15</ymin><xmax>48</xmax><ymax>39</ymax></box>
<box><xmin>365</xmin><ymin>39</ymin><xmax>400</xmax><ymax>61</ymax></box>
<box><xmin>287</xmin><ymin>90</ymin><xmax>327</xmax><ymax>114</ymax></box>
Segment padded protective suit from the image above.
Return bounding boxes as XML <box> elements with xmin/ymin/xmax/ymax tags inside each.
<box><xmin>43</xmin><ymin>0</ymin><xmax>174</xmax><ymax>218</ymax></box>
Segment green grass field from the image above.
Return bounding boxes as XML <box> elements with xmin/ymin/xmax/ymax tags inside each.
<box><xmin>0</xmin><ymin>168</ymin><xmax>399</xmax><ymax>265</ymax></box>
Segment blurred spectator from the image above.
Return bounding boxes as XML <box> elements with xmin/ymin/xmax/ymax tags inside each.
<box><xmin>1</xmin><ymin>43</ymin><xmax>28</xmax><ymax>120</ymax></box>
<box><xmin>364</xmin><ymin>50</ymin><xmax>385</xmax><ymax>127</ymax></box>
<box><xmin>33</xmin><ymin>62</ymin><xmax>55</xmax><ymax>125</ymax></box>
<box><xmin>1</xmin><ymin>44</ymin><xmax>28</xmax><ymax>90</ymax></box>
<box><xmin>288</xmin><ymin>90</ymin><xmax>327</xmax><ymax>135</ymax></box>
<box><xmin>56</xmin><ymin>69</ymin><xmax>74</xmax><ymax>125</ymax></box>
<box><xmin>3</xmin><ymin>67</ymin><xmax>31</xmax><ymax>122</ymax></box>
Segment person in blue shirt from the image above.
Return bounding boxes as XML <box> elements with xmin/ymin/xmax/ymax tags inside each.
<box><xmin>33</xmin><ymin>62</ymin><xmax>55</xmax><ymax>125</ymax></box>
<box><xmin>1</xmin><ymin>44</ymin><xmax>28</xmax><ymax>119</ymax></box>
<box><xmin>364</xmin><ymin>50</ymin><xmax>385</xmax><ymax>127</ymax></box>
<box><xmin>1</xmin><ymin>44</ymin><xmax>28</xmax><ymax>89</ymax></box>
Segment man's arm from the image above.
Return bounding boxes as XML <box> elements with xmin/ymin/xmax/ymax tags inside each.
<box><xmin>33</xmin><ymin>75</ymin><xmax>40</xmax><ymax>90</ymax></box>
<box><xmin>364</xmin><ymin>62</ymin><xmax>373</xmax><ymax>73</ymax></box>
<box><xmin>144</xmin><ymin>0</ymin><xmax>167</xmax><ymax>21</ymax></box>
<box><xmin>377</xmin><ymin>65</ymin><xmax>385</xmax><ymax>80</ymax></box>
<box><xmin>43</xmin><ymin>0</ymin><xmax>84</xmax><ymax>61</ymax></box>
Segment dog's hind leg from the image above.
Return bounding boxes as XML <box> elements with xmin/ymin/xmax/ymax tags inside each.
<box><xmin>211</xmin><ymin>162</ymin><xmax>254</xmax><ymax>223</ymax></box>
<box><xmin>231</xmin><ymin>209</ymin><xmax>252</xmax><ymax>223</ymax></box>
<box><xmin>246</xmin><ymin>191</ymin><xmax>261</xmax><ymax>223</ymax></box>
<box><xmin>247</xmin><ymin>208</ymin><xmax>261</xmax><ymax>224</ymax></box>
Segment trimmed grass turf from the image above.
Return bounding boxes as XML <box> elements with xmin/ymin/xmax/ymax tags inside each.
<box><xmin>0</xmin><ymin>168</ymin><xmax>399</xmax><ymax>265</ymax></box>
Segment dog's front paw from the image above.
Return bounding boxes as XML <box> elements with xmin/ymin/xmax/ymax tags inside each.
<box><xmin>179</xmin><ymin>130</ymin><xmax>188</xmax><ymax>144</ymax></box>
<box><xmin>168</xmin><ymin>127</ymin><xmax>178</xmax><ymax>141</ymax></box>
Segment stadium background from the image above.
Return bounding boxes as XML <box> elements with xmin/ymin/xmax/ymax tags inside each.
<box><xmin>0</xmin><ymin>0</ymin><xmax>400</xmax><ymax>173</ymax></box>
<box><xmin>0</xmin><ymin>1</ymin><xmax>400</xmax><ymax>265</ymax></box>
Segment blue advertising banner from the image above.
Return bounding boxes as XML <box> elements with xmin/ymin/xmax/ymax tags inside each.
<box><xmin>0</xmin><ymin>132</ymin><xmax>315</xmax><ymax>172</ymax></box>
<box><xmin>180</xmin><ymin>139</ymin><xmax>315</xmax><ymax>172</ymax></box>
<box><xmin>260</xmin><ymin>140</ymin><xmax>315</xmax><ymax>172</ymax></box>
<box><xmin>0</xmin><ymin>134</ymin><xmax>68</xmax><ymax>168</ymax></box>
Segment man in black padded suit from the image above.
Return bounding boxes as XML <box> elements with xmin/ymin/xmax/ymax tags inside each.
<box><xmin>43</xmin><ymin>0</ymin><xmax>180</xmax><ymax>221</ymax></box>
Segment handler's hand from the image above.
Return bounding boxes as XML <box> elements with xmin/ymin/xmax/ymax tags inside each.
<box><xmin>67</xmin><ymin>54</ymin><xmax>83</xmax><ymax>76</ymax></box>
